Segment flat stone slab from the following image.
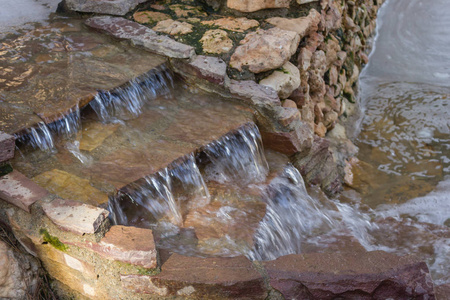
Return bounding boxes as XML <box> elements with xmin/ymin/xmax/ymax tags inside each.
<box><xmin>0</xmin><ymin>18</ymin><xmax>166</xmax><ymax>135</ymax></box>
<box><xmin>129</xmin><ymin>254</ymin><xmax>267</xmax><ymax>298</ymax></box>
<box><xmin>263</xmin><ymin>251</ymin><xmax>435</xmax><ymax>299</ymax></box>
<box><xmin>91</xmin><ymin>225</ymin><xmax>157</xmax><ymax>269</ymax></box>
<box><xmin>42</xmin><ymin>198</ymin><xmax>109</xmax><ymax>235</ymax></box>
<box><xmin>85</xmin><ymin>16</ymin><xmax>195</xmax><ymax>59</ymax></box>
<box><xmin>0</xmin><ymin>170</ymin><xmax>49</xmax><ymax>212</ymax></box>
<box><xmin>172</xmin><ymin>55</ymin><xmax>228</xmax><ymax>85</ymax></box>
<box><xmin>64</xmin><ymin>0</ymin><xmax>147</xmax><ymax>16</ymax></box>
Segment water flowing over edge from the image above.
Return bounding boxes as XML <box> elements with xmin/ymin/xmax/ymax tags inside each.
<box><xmin>14</xmin><ymin>65</ymin><xmax>174</xmax><ymax>152</ymax></box>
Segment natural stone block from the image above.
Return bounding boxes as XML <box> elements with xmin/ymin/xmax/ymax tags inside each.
<box><xmin>230</xmin><ymin>28</ymin><xmax>300</xmax><ymax>73</ymax></box>
<box><xmin>263</xmin><ymin>251</ymin><xmax>435</xmax><ymax>299</ymax></box>
<box><xmin>42</xmin><ymin>198</ymin><xmax>109</xmax><ymax>235</ymax></box>
<box><xmin>201</xmin><ymin>17</ymin><xmax>259</xmax><ymax>32</ymax></box>
<box><xmin>227</xmin><ymin>0</ymin><xmax>290</xmax><ymax>12</ymax></box>
<box><xmin>229</xmin><ymin>80</ymin><xmax>281</xmax><ymax>106</ymax></box>
<box><xmin>267</xmin><ymin>9</ymin><xmax>321</xmax><ymax>39</ymax></box>
<box><xmin>64</xmin><ymin>0</ymin><xmax>147</xmax><ymax>16</ymax></box>
<box><xmin>172</xmin><ymin>55</ymin><xmax>228</xmax><ymax>85</ymax></box>
<box><xmin>200</xmin><ymin>29</ymin><xmax>233</xmax><ymax>54</ymax></box>
<box><xmin>85</xmin><ymin>16</ymin><xmax>195</xmax><ymax>59</ymax></box>
<box><xmin>151</xmin><ymin>254</ymin><xmax>267</xmax><ymax>299</ymax></box>
<box><xmin>91</xmin><ymin>225</ymin><xmax>158</xmax><ymax>269</ymax></box>
<box><xmin>0</xmin><ymin>132</ymin><xmax>15</xmax><ymax>162</ymax></box>
<box><xmin>133</xmin><ymin>11</ymin><xmax>170</xmax><ymax>24</ymax></box>
<box><xmin>261</xmin><ymin>121</ymin><xmax>313</xmax><ymax>155</ymax></box>
<box><xmin>0</xmin><ymin>170</ymin><xmax>49</xmax><ymax>212</ymax></box>
<box><xmin>259</xmin><ymin>61</ymin><xmax>301</xmax><ymax>99</ymax></box>
<box><xmin>153</xmin><ymin>20</ymin><xmax>193</xmax><ymax>35</ymax></box>
<box><xmin>121</xmin><ymin>275</ymin><xmax>168</xmax><ymax>296</ymax></box>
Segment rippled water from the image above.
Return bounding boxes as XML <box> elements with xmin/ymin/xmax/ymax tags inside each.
<box><xmin>346</xmin><ymin>0</ymin><xmax>450</xmax><ymax>286</ymax></box>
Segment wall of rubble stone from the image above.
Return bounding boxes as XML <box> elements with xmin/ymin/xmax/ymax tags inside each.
<box><xmin>127</xmin><ymin>0</ymin><xmax>383</xmax><ymax>194</ymax></box>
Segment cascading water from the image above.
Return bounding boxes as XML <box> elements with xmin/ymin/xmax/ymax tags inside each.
<box><xmin>248</xmin><ymin>165</ymin><xmax>337</xmax><ymax>261</ymax></box>
<box><xmin>15</xmin><ymin>105</ymin><xmax>81</xmax><ymax>151</ymax></box>
<box><xmin>203</xmin><ymin>123</ymin><xmax>269</xmax><ymax>186</ymax></box>
<box><xmin>90</xmin><ymin>66</ymin><xmax>173</xmax><ymax>123</ymax></box>
<box><xmin>108</xmin><ymin>154</ymin><xmax>210</xmax><ymax>228</ymax></box>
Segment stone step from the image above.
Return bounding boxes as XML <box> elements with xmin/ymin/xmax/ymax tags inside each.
<box><xmin>0</xmin><ymin>18</ymin><xmax>166</xmax><ymax>136</ymax></box>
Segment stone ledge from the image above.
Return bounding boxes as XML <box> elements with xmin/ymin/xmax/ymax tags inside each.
<box><xmin>149</xmin><ymin>254</ymin><xmax>268</xmax><ymax>299</ymax></box>
<box><xmin>263</xmin><ymin>251</ymin><xmax>435</xmax><ymax>299</ymax></box>
<box><xmin>88</xmin><ymin>225</ymin><xmax>158</xmax><ymax>269</ymax></box>
<box><xmin>64</xmin><ymin>0</ymin><xmax>147</xmax><ymax>16</ymax></box>
<box><xmin>0</xmin><ymin>170</ymin><xmax>49</xmax><ymax>212</ymax></box>
<box><xmin>42</xmin><ymin>198</ymin><xmax>109</xmax><ymax>235</ymax></box>
<box><xmin>85</xmin><ymin>16</ymin><xmax>195</xmax><ymax>59</ymax></box>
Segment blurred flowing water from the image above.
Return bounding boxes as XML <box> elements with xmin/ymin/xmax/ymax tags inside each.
<box><xmin>346</xmin><ymin>0</ymin><xmax>450</xmax><ymax>285</ymax></box>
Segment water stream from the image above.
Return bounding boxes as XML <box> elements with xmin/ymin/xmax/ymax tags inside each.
<box><xmin>2</xmin><ymin>0</ymin><xmax>449</xmax><ymax>289</ymax></box>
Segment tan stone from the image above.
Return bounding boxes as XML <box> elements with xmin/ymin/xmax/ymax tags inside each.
<box><xmin>33</xmin><ymin>169</ymin><xmax>108</xmax><ymax>205</ymax></box>
<box><xmin>153</xmin><ymin>19</ymin><xmax>193</xmax><ymax>35</ymax></box>
<box><xmin>200</xmin><ymin>29</ymin><xmax>233</xmax><ymax>54</ymax></box>
<box><xmin>133</xmin><ymin>11</ymin><xmax>170</xmax><ymax>24</ymax></box>
<box><xmin>42</xmin><ymin>198</ymin><xmax>109</xmax><ymax>235</ymax></box>
<box><xmin>201</xmin><ymin>17</ymin><xmax>259</xmax><ymax>32</ymax></box>
<box><xmin>169</xmin><ymin>4</ymin><xmax>207</xmax><ymax>17</ymax></box>
<box><xmin>227</xmin><ymin>0</ymin><xmax>290</xmax><ymax>12</ymax></box>
<box><xmin>266</xmin><ymin>9</ymin><xmax>321</xmax><ymax>39</ymax></box>
<box><xmin>282</xmin><ymin>99</ymin><xmax>297</xmax><ymax>109</ymax></box>
<box><xmin>259</xmin><ymin>62</ymin><xmax>301</xmax><ymax>99</ymax></box>
<box><xmin>314</xmin><ymin>122</ymin><xmax>327</xmax><ymax>137</ymax></box>
<box><xmin>230</xmin><ymin>28</ymin><xmax>300</xmax><ymax>73</ymax></box>
<box><xmin>79</xmin><ymin>122</ymin><xmax>119</xmax><ymax>151</ymax></box>
<box><xmin>329</xmin><ymin>65</ymin><xmax>338</xmax><ymax>86</ymax></box>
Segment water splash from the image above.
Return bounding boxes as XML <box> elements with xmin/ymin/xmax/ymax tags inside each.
<box><xmin>15</xmin><ymin>105</ymin><xmax>81</xmax><ymax>151</ymax></box>
<box><xmin>108</xmin><ymin>154</ymin><xmax>210</xmax><ymax>228</ymax></box>
<box><xmin>90</xmin><ymin>66</ymin><xmax>173</xmax><ymax>123</ymax></box>
<box><xmin>203</xmin><ymin>123</ymin><xmax>269</xmax><ymax>186</ymax></box>
<box><xmin>248</xmin><ymin>165</ymin><xmax>336</xmax><ymax>261</ymax></box>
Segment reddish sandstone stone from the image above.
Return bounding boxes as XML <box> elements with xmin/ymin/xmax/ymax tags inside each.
<box><xmin>172</xmin><ymin>55</ymin><xmax>228</xmax><ymax>85</ymax></box>
<box><xmin>263</xmin><ymin>251</ymin><xmax>435</xmax><ymax>299</ymax></box>
<box><xmin>151</xmin><ymin>254</ymin><xmax>267</xmax><ymax>299</ymax></box>
<box><xmin>42</xmin><ymin>198</ymin><xmax>109</xmax><ymax>235</ymax></box>
<box><xmin>261</xmin><ymin>122</ymin><xmax>313</xmax><ymax>155</ymax></box>
<box><xmin>96</xmin><ymin>225</ymin><xmax>158</xmax><ymax>269</ymax></box>
<box><xmin>0</xmin><ymin>170</ymin><xmax>49</xmax><ymax>212</ymax></box>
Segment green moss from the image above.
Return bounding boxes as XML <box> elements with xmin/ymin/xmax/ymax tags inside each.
<box><xmin>39</xmin><ymin>229</ymin><xmax>68</xmax><ymax>251</ymax></box>
<box><xmin>0</xmin><ymin>163</ymin><xmax>13</xmax><ymax>177</ymax></box>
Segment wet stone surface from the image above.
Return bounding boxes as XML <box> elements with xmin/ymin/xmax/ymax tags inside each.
<box><xmin>0</xmin><ymin>17</ymin><xmax>166</xmax><ymax>135</ymax></box>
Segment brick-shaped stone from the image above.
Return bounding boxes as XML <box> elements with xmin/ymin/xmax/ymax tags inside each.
<box><xmin>64</xmin><ymin>0</ymin><xmax>147</xmax><ymax>16</ymax></box>
<box><xmin>150</xmin><ymin>254</ymin><xmax>267</xmax><ymax>299</ymax></box>
<box><xmin>173</xmin><ymin>55</ymin><xmax>228</xmax><ymax>85</ymax></box>
<box><xmin>0</xmin><ymin>170</ymin><xmax>49</xmax><ymax>212</ymax></box>
<box><xmin>94</xmin><ymin>225</ymin><xmax>157</xmax><ymax>269</ymax></box>
<box><xmin>263</xmin><ymin>251</ymin><xmax>435</xmax><ymax>299</ymax></box>
<box><xmin>0</xmin><ymin>132</ymin><xmax>15</xmax><ymax>162</ymax></box>
<box><xmin>42</xmin><ymin>198</ymin><xmax>109</xmax><ymax>235</ymax></box>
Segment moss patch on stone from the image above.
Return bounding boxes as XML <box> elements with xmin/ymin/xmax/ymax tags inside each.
<box><xmin>0</xmin><ymin>163</ymin><xmax>13</xmax><ymax>177</ymax></box>
<box><xmin>40</xmin><ymin>228</ymin><xmax>68</xmax><ymax>251</ymax></box>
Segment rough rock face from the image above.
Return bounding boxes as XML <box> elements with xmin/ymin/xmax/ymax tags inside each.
<box><xmin>227</xmin><ymin>0</ymin><xmax>290</xmax><ymax>12</ymax></box>
<box><xmin>230</xmin><ymin>28</ymin><xmax>300</xmax><ymax>73</ymax></box>
<box><xmin>63</xmin><ymin>0</ymin><xmax>147</xmax><ymax>16</ymax></box>
<box><xmin>263</xmin><ymin>251</ymin><xmax>436</xmax><ymax>299</ymax></box>
<box><xmin>153</xmin><ymin>20</ymin><xmax>193</xmax><ymax>35</ymax></box>
<box><xmin>201</xmin><ymin>17</ymin><xmax>259</xmax><ymax>32</ymax></box>
<box><xmin>133</xmin><ymin>11</ymin><xmax>170</xmax><ymax>24</ymax></box>
<box><xmin>266</xmin><ymin>9</ymin><xmax>321</xmax><ymax>38</ymax></box>
<box><xmin>200</xmin><ymin>29</ymin><xmax>233</xmax><ymax>54</ymax></box>
<box><xmin>0</xmin><ymin>240</ymin><xmax>39</xmax><ymax>299</ymax></box>
<box><xmin>260</xmin><ymin>61</ymin><xmax>301</xmax><ymax>99</ymax></box>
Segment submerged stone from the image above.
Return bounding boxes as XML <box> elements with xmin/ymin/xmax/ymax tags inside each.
<box><xmin>32</xmin><ymin>169</ymin><xmax>108</xmax><ymax>206</ymax></box>
<box><xmin>79</xmin><ymin>122</ymin><xmax>120</xmax><ymax>152</ymax></box>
